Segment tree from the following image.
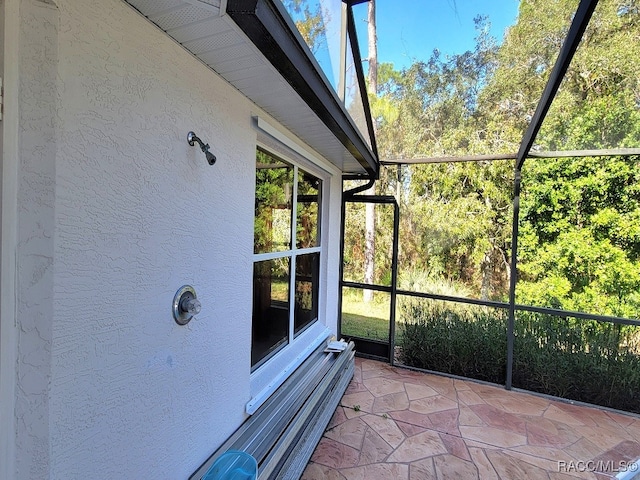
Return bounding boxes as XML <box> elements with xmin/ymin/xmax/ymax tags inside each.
<box><xmin>372</xmin><ymin>16</ymin><xmax>513</xmax><ymax>299</ymax></box>
<box><xmin>282</xmin><ymin>0</ymin><xmax>326</xmax><ymax>54</ymax></box>
<box><xmin>373</xmin><ymin>0</ymin><xmax>639</xmax><ymax>310</ymax></box>
<box><xmin>512</xmin><ymin>0</ymin><xmax>640</xmax><ymax>317</ymax></box>
<box><xmin>518</xmin><ymin>154</ymin><xmax>640</xmax><ymax>317</ymax></box>
<box><xmin>353</xmin><ymin>0</ymin><xmax>640</xmax><ymax>315</ymax></box>
<box><xmin>363</xmin><ymin>0</ymin><xmax>377</xmax><ymax>302</ymax></box>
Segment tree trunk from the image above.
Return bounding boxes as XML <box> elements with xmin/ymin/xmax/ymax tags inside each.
<box><xmin>367</xmin><ymin>0</ymin><xmax>377</xmax><ymax>92</ymax></box>
<box><xmin>480</xmin><ymin>250</ymin><xmax>492</xmax><ymax>301</ymax></box>
<box><xmin>364</xmin><ymin>0</ymin><xmax>377</xmax><ymax>302</ymax></box>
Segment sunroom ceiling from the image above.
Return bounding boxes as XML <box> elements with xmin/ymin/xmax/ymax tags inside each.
<box><xmin>124</xmin><ymin>0</ymin><xmax>372</xmax><ymax>175</ymax></box>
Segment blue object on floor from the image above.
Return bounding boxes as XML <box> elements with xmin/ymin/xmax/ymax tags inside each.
<box><xmin>202</xmin><ymin>450</ymin><xmax>257</xmax><ymax>480</ymax></box>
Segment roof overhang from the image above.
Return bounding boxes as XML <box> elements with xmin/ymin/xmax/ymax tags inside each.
<box><xmin>124</xmin><ymin>0</ymin><xmax>379</xmax><ymax>177</ymax></box>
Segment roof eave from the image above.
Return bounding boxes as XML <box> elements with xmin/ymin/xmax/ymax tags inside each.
<box><xmin>226</xmin><ymin>0</ymin><xmax>379</xmax><ymax>178</ymax></box>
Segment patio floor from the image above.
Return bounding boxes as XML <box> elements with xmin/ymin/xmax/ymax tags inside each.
<box><xmin>301</xmin><ymin>357</ymin><xmax>640</xmax><ymax>480</ymax></box>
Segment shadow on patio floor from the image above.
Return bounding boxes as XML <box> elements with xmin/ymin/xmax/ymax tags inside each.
<box><xmin>302</xmin><ymin>357</ymin><xmax>640</xmax><ymax>480</ymax></box>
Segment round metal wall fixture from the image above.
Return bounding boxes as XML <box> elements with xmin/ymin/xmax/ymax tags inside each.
<box><xmin>173</xmin><ymin>285</ymin><xmax>202</xmax><ymax>325</ymax></box>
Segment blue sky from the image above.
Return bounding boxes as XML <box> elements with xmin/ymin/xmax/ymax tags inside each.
<box><xmin>353</xmin><ymin>0</ymin><xmax>520</xmax><ymax>70</ymax></box>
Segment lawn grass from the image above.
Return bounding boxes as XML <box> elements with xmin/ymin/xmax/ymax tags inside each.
<box><xmin>340</xmin><ymin>290</ymin><xmax>392</xmax><ymax>342</ymax></box>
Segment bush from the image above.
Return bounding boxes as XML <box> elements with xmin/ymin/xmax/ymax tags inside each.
<box><xmin>398</xmin><ymin>298</ymin><xmax>507</xmax><ymax>384</ymax></box>
<box><xmin>513</xmin><ymin>312</ymin><xmax>640</xmax><ymax>413</ymax></box>
<box><xmin>398</xmin><ymin>300</ymin><xmax>640</xmax><ymax>414</ymax></box>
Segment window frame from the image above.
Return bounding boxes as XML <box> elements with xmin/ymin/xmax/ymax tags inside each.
<box><xmin>251</xmin><ymin>145</ymin><xmax>326</xmax><ymax>372</ymax></box>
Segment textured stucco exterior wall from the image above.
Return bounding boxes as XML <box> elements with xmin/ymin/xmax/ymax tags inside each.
<box><xmin>7</xmin><ymin>0</ymin><xmax>344</xmax><ymax>477</ymax></box>
<box><xmin>15</xmin><ymin>0</ymin><xmax>57</xmax><ymax>476</ymax></box>
<box><xmin>50</xmin><ymin>0</ymin><xmax>255</xmax><ymax>477</ymax></box>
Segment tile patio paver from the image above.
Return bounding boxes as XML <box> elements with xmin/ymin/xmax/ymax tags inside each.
<box><xmin>302</xmin><ymin>358</ymin><xmax>640</xmax><ymax>480</ymax></box>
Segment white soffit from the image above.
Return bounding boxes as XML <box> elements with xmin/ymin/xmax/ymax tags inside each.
<box><xmin>123</xmin><ymin>0</ymin><xmax>367</xmax><ymax>175</ymax></box>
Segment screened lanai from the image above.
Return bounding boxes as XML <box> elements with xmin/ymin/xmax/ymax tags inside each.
<box><xmin>332</xmin><ymin>0</ymin><xmax>640</xmax><ymax>416</ymax></box>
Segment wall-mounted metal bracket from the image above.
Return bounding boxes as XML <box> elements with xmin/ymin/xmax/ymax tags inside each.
<box><xmin>173</xmin><ymin>285</ymin><xmax>202</xmax><ymax>325</ymax></box>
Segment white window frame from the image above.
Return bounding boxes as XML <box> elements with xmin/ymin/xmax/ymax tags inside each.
<box><xmin>248</xmin><ymin>122</ymin><xmax>335</xmax><ymax>413</ymax></box>
<box><xmin>251</xmin><ymin>158</ymin><xmax>323</xmax><ymax>370</ymax></box>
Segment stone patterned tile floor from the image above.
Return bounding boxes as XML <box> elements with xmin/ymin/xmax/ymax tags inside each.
<box><xmin>301</xmin><ymin>357</ymin><xmax>640</xmax><ymax>480</ymax></box>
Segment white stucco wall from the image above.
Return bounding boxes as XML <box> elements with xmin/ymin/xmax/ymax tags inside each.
<box><xmin>15</xmin><ymin>1</ymin><xmax>57</xmax><ymax>476</ymax></box>
<box><xmin>6</xmin><ymin>0</ymin><xmax>343</xmax><ymax>478</ymax></box>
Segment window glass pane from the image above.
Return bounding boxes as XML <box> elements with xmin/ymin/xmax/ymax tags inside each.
<box><xmin>345</xmin><ymin>28</ymin><xmax>371</xmax><ymax>150</ymax></box>
<box><xmin>252</xmin><ymin>258</ymin><xmax>291</xmax><ymax>367</ymax></box>
<box><xmin>294</xmin><ymin>252</ymin><xmax>320</xmax><ymax>335</ymax></box>
<box><xmin>279</xmin><ymin>0</ymin><xmax>344</xmax><ymax>91</ymax></box>
<box><xmin>296</xmin><ymin>169</ymin><xmax>321</xmax><ymax>248</ymax></box>
<box><xmin>255</xmin><ymin>149</ymin><xmax>294</xmax><ymax>254</ymax></box>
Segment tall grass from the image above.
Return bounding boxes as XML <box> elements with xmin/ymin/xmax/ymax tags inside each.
<box><xmin>398</xmin><ymin>299</ymin><xmax>640</xmax><ymax>413</ymax></box>
<box><xmin>513</xmin><ymin>312</ymin><xmax>640</xmax><ymax>411</ymax></box>
<box><xmin>398</xmin><ymin>298</ymin><xmax>507</xmax><ymax>384</ymax></box>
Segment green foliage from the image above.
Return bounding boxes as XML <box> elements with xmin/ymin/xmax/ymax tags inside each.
<box><xmin>375</xmin><ymin>16</ymin><xmax>501</xmax><ymax>159</ymax></box>
<box><xmin>282</xmin><ymin>0</ymin><xmax>326</xmax><ymax>54</ymax></box>
<box><xmin>342</xmin><ymin>201</ymin><xmax>396</xmax><ymax>287</ymax></box>
<box><xmin>398</xmin><ymin>304</ymin><xmax>640</xmax><ymax>413</ymax></box>
<box><xmin>513</xmin><ymin>312</ymin><xmax>640</xmax><ymax>413</ymax></box>
<box><xmin>398</xmin><ymin>300</ymin><xmax>507</xmax><ymax>384</ymax></box>
<box><xmin>343</xmin><ymin>0</ymin><xmax>640</xmax><ymax>416</ymax></box>
<box><xmin>367</xmin><ymin>17</ymin><xmax>515</xmax><ymax>300</ymax></box>
<box><xmin>519</xmin><ymin>155</ymin><xmax>640</xmax><ymax>317</ymax></box>
<box><xmin>397</xmin><ymin>268</ymin><xmax>473</xmax><ymax>297</ymax></box>
<box><xmin>360</xmin><ymin>0</ymin><xmax>640</xmax><ymax>314</ymax></box>
<box><xmin>538</xmin><ymin>0</ymin><xmax>640</xmax><ymax>150</ymax></box>
<box><xmin>402</xmin><ymin>160</ymin><xmax>513</xmax><ymax>299</ymax></box>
